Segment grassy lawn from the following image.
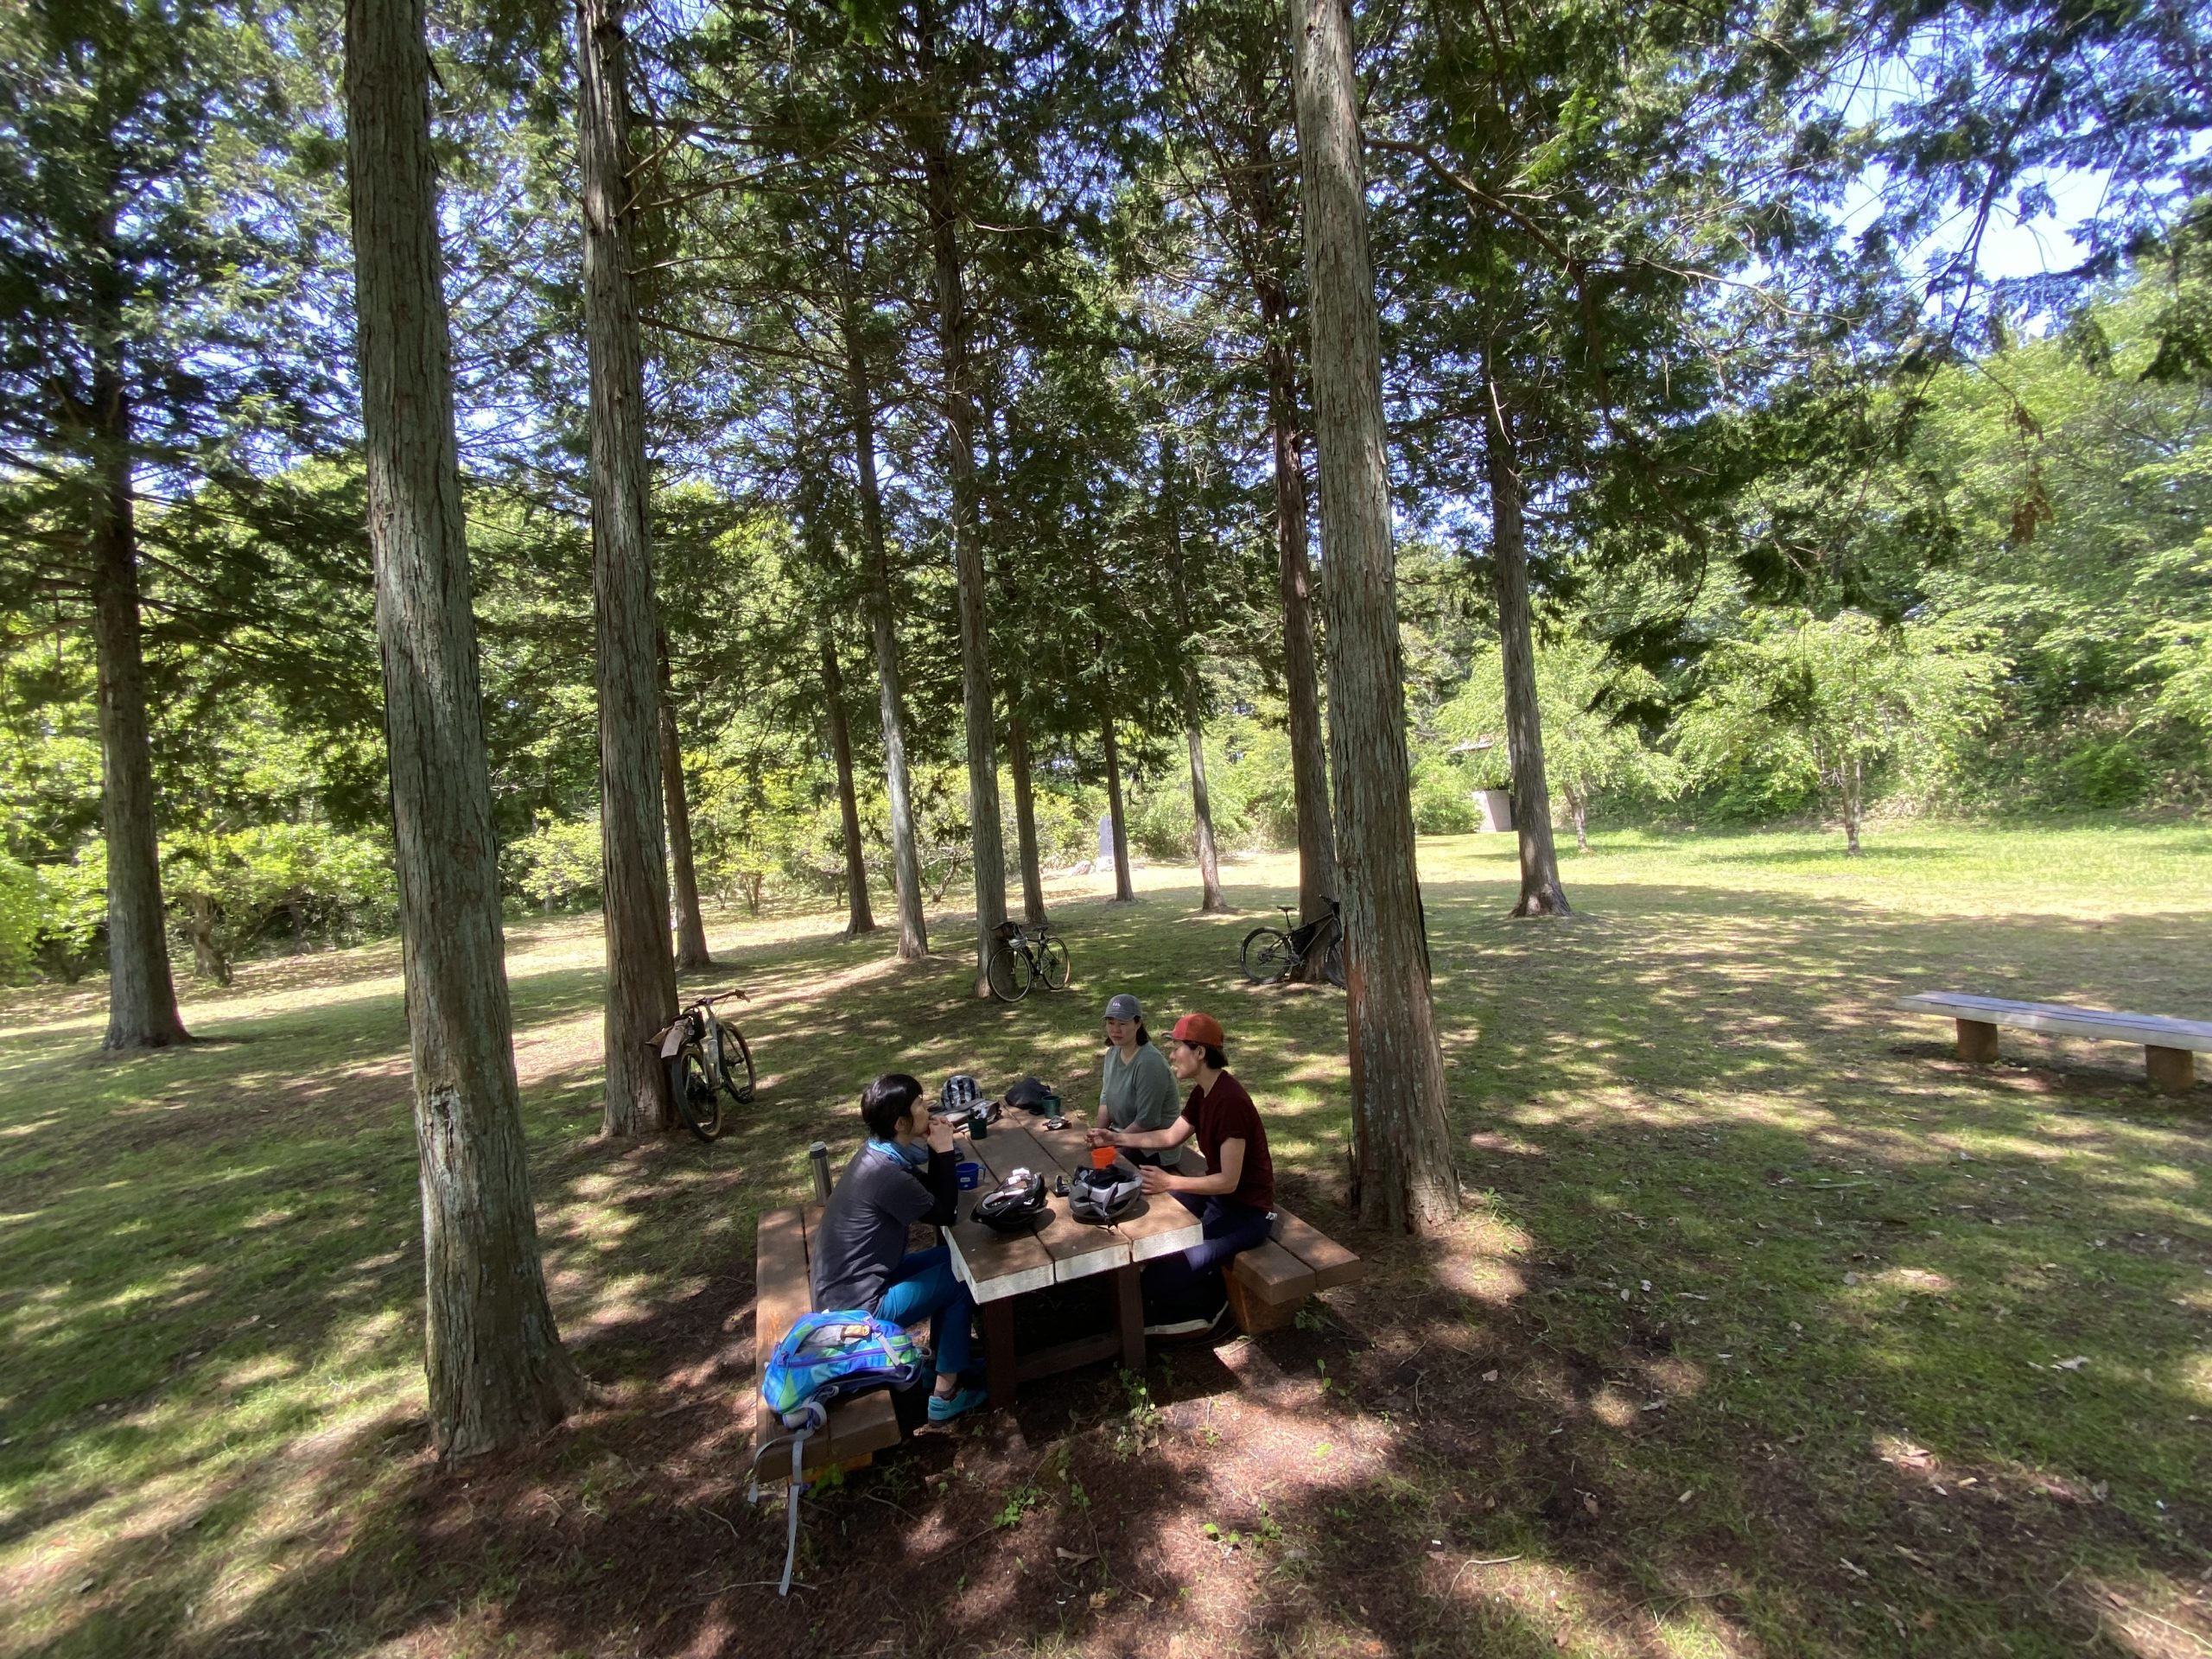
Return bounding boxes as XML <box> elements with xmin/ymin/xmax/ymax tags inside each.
<box><xmin>2</xmin><ymin>820</ymin><xmax>2209</xmax><ymax>1657</ymax></box>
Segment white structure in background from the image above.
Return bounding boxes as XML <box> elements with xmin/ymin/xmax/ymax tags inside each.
<box><xmin>1453</xmin><ymin>735</ymin><xmax>1515</xmax><ymax>833</ymax></box>
<box><xmin>1096</xmin><ymin>811</ymin><xmax>1116</xmax><ymax>870</ymax></box>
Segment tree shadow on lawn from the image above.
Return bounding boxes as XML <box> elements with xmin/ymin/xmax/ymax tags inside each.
<box><xmin>6</xmin><ymin>880</ymin><xmax>2210</xmax><ymax>1656</ymax></box>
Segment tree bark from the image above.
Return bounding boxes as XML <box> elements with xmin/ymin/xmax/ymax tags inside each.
<box><xmin>838</xmin><ymin>282</ymin><xmax>927</xmax><ymax>960</ymax></box>
<box><xmin>918</xmin><ymin>24</ymin><xmax>1006</xmax><ymax>992</ymax></box>
<box><xmin>344</xmin><ymin>0</ymin><xmax>582</xmax><ymax>1458</ymax></box>
<box><xmin>1206</xmin><ymin>34</ymin><xmax>1338</xmax><ymax>937</ymax></box>
<box><xmin>1292</xmin><ymin>0</ymin><xmax>1459</xmax><ymax>1234</ymax></box>
<box><xmin>1843</xmin><ymin>754</ymin><xmax>1863</xmax><ymax>855</ymax></box>
<box><xmin>821</xmin><ymin>632</ymin><xmax>877</xmax><ymax>935</ymax></box>
<box><xmin>1480</xmin><ymin>378</ymin><xmax>1571</xmax><ymax>918</ymax></box>
<box><xmin>86</xmin><ymin>340</ymin><xmax>189</xmax><ymax>1049</ymax></box>
<box><xmin>657</xmin><ymin>631</ymin><xmax>714</xmax><ymax>973</ymax></box>
<box><xmin>1096</xmin><ymin>671</ymin><xmax>1135</xmax><ymax>904</ymax></box>
<box><xmin>578</xmin><ymin>0</ymin><xmax>677</xmax><ymax>1135</ymax></box>
<box><xmin>1006</xmin><ymin>713</ymin><xmax>1048</xmax><ymax>926</ymax></box>
<box><xmin>1161</xmin><ymin>436</ymin><xmax>1228</xmax><ymax>913</ymax></box>
<box><xmin>1567</xmin><ymin>792</ymin><xmax>1589</xmax><ymax>854</ymax></box>
<box><xmin>1266</xmin><ymin>341</ymin><xmax>1338</xmax><ymax>943</ymax></box>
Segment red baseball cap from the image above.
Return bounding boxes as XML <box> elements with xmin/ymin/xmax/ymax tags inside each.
<box><xmin>1169</xmin><ymin>1012</ymin><xmax>1225</xmax><ymax>1048</ymax></box>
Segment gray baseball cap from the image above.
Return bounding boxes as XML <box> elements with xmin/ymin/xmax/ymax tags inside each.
<box><xmin>1103</xmin><ymin>994</ymin><xmax>1142</xmax><ymax>1021</ymax></box>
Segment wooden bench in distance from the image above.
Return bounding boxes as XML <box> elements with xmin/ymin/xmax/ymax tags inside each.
<box><xmin>753</xmin><ymin>1205</ymin><xmax>903</xmax><ymax>1487</ymax></box>
<box><xmin>1899</xmin><ymin>992</ymin><xmax>2211</xmax><ymax>1096</ymax></box>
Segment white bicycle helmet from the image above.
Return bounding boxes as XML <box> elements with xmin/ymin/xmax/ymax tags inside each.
<box><xmin>1067</xmin><ymin>1161</ymin><xmax>1142</xmax><ymax>1224</ymax></box>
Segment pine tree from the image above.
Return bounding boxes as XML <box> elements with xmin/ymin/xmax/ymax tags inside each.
<box><xmin>344</xmin><ymin>0</ymin><xmax>583</xmax><ymax>1456</ymax></box>
<box><xmin>1292</xmin><ymin>0</ymin><xmax>1459</xmax><ymax>1232</ymax></box>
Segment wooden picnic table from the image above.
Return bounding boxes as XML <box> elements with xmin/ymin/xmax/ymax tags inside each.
<box><xmin>944</xmin><ymin>1117</ymin><xmax>1204</xmax><ymax>1407</ymax></box>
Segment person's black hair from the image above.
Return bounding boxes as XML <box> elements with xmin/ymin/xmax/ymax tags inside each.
<box><xmin>1135</xmin><ymin>1020</ymin><xmax>1151</xmax><ymax>1046</ymax></box>
<box><xmin>1204</xmin><ymin>1044</ymin><xmax>1227</xmax><ymax>1071</ymax></box>
<box><xmin>861</xmin><ymin>1072</ymin><xmax>924</xmax><ymax>1141</ymax></box>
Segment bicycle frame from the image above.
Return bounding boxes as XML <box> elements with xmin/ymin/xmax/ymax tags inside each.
<box><xmin>653</xmin><ymin>985</ymin><xmax>747</xmax><ymax>1062</ymax></box>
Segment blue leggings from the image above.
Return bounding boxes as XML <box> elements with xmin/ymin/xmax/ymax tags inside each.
<box><xmin>1142</xmin><ymin>1195</ymin><xmax>1273</xmax><ymax>1314</ymax></box>
<box><xmin>874</xmin><ymin>1247</ymin><xmax>975</xmax><ymax>1380</ymax></box>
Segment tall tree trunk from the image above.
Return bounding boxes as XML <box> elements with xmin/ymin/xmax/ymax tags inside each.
<box><xmin>1006</xmin><ymin>712</ymin><xmax>1048</xmax><ymax>927</ymax></box>
<box><xmin>657</xmin><ymin>630</ymin><xmax>714</xmax><ymax>973</ymax></box>
<box><xmin>918</xmin><ymin>28</ymin><xmax>1006</xmax><ymax>993</ymax></box>
<box><xmin>86</xmin><ymin>339</ymin><xmax>188</xmax><ymax>1049</ymax></box>
<box><xmin>1568</xmin><ymin>791</ymin><xmax>1588</xmax><ymax>854</ymax></box>
<box><xmin>578</xmin><ymin>0</ymin><xmax>677</xmax><ymax>1135</ymax></box>
<box><xmin>1096</xmin><ymin>671</ymin><xmax>1135</xmax><ymax>904</ymax></box>
<box><xmin>1843</xmin><ymin>755</ymin><xmax>1863</xmax><ymax>855</ymax></box>
<box><xmin>1160</xmin><ymin>436</ymin><xmax>1228</xmax><ymax>913</ymax></box>
<box><xmin>1264</xmin><ymin>336</ymin><xmax>1338</xmax><ymax>944</ymax></box>
<box><xmin>821</xmin><ymin>632</ymin><xmax>877</xmax><ymax>935</ymax></box>
<box><xmin>1292</xmin><ymin>0</ymin><xmax>1459</xmax><ymax>1234</ymax></box>
<box><xmin>1480</xmin><ymin>379</ymin><xmax>1570</xmax><ymax>918</ymax></box>
<box><xmin>837</xmin><ymin>284</ymin><xmax>927</xmax><ymax>959</ymax></box>
<box><xmin>344</xmin><ymin>0</ymin><xmax>582</xmax><ymax>1458</ymax></box>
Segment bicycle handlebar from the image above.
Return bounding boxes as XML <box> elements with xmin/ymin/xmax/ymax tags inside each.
<box><xmin>693</xmin><ymin>985</ymin><xmax>748</xmax><ymax>1007</ymax></box>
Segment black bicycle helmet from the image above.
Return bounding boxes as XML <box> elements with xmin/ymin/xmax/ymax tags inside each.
<box><xmin>974</xmin><ymin>1167</ymin><xmax>1048</xmax><ymax>1232</ymax></box>
<box><xmin>1067</xmin><ymin>1161</ymin><xmax>1142</xmax><ymax>1224</ymax></box>
<box><xmin>939</xmin><ymin>1074</ymin><xmax>982</xmax><ymax>1116</ymax></box>
<box><xmin>1004</xmin><ymin>1076</ymin><xmax>1057</xmax><ymax>1114</ymax></box>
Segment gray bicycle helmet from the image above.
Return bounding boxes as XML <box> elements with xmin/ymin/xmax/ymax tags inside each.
<box><xmin>939</xmin><ymin>1073</ymin><xmax>982</xmax><ymax>1115</ymax></box>
<box><xmin>974</xmin><ymin>1167</ymin><xmax>1048</xmax><ymax>1232</ymax></box>
<box><xmin>1067</xmin><ymin>1161</ymin><xmax>1142</xmax><ymax>1224</ymax></box>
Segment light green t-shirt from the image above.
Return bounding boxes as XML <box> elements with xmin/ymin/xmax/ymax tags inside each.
<box><xmin>1101</xmin><ymin>1040</ymin><xmax>1180</xmax><ymax>1133</ymax></box>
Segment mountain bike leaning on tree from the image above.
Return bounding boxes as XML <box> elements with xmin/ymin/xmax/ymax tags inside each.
<box><xmin>987</xmin><ymin>919</ymin><xmax>1071</xmax><ymax>1003</ymax></box>
<box><xmin>1240</xmin><ymin>899</ymin><xmax>1345</xmax><ymax>988</ymax></box>
<box><xmin>654</xmin><ymin>986</ymin><xmax>756</xmax><ymax>1141</ymax></box>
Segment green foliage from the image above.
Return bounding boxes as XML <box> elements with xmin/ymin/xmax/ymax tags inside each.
<box><xmin>1675</xmin><ymin>611</ymin><xmax>2003</xmax><ymax>846</ymax></box>
<box><xmin>0</xmin><ymin>852</ymin><xmax>39</xmax><ymax>977</ymax></box>
<box><xmin>502</xmin><ymin>817</ymin><xmax>602</xmax><ymax>914</ymax></box>
<box><xmin>1408</xmin><ymin>754</ymin><xmax>1480</xmax><ymax>836</ymax></box>
<box><xmin>1437</xmin><ymin>632</ymin><xmax>1681</xmax><ymax>841</ymax></box>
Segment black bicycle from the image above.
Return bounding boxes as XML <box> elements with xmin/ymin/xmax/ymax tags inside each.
<box><xmin>657</xmin><ymin>985</ymin><xmax>755</xmax><ymax>1141</ymax></box>
<box><xmin>987</xmin><ymin>919</ymin><xmax>1071</xmax><ymax>1003</ymax></box>
<box><xmin>1240</xmin><ymin>899</ymin><xmax>1345</xmax><ymax>988</ymax></box>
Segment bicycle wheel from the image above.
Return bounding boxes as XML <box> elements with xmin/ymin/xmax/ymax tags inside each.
<box><xmin>1038</xmin><ymin>938</ymin><xmax>1071</xmax><ymax>990</ymax></box>
<box><xmin>986</xmin><ymin>944</ymin><xmax>1033</xmax><ymax>1003</ymax></box>
<box><xmin>714</xmin><ymin>1023</ymin><xmax>755</xmax><ymax>1104</ymax></box>
<box><xmin>1240</xmin><ymin>926</ymin><xmax>1294</xmax><ymax>983</ymax></box>
<box><xmin>667</xmin><ymin>1044</ymin><xmax>723</xmax><ymax>1141</ymax></box>
<box><xmin>1321</xmin><ymin>934</ymin><xmax>1346</xmax><ymax>988</ymax></box>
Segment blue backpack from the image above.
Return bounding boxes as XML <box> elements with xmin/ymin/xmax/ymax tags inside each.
<box><xmin>753</xmin><ymin>1310</ymin><xmax>926</xmax><ymax>1594</ymax></box>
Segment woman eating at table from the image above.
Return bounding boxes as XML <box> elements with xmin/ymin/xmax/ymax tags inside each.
<box><xmin>1089</xmin><ymin>1011</ymin><xmax>1274</xmax><ymax>1337</ymax></box>
<box><xmin>810</xmin><ymin>1072</ymin><xmax>989</xmax><ymax>1421</ymax></box>
<box><xmin>1093</xmin><ymin>992</ymin><xmax>1180</xmax><ymax>1165</ymax></box>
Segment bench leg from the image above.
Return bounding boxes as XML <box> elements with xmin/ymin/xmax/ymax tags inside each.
<box><xmin>1955</xmin><ymin>1018</ymin><xmax>1999</xmax><ymax>1064</ymax></box>
<box><xmin>2145</xmin><ymin>1046</ymin><xmax>2196</xmax><ymax>1096</ymax></box>
<box><xmin>982</xmin><ymin>1299</ymin><xmax>1017</xmax><ymax>1409</ymax></box>
<box><xmin>1113</xmin><ymin>1263</ymin><xmax>1145</xmax><ymax>1373</ymax></box>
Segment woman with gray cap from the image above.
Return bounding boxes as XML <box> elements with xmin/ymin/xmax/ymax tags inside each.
<box><xmin>1096</xmin><ymin>994</ymin><xmax>1179</xmax><ymax>1164</ymax></box>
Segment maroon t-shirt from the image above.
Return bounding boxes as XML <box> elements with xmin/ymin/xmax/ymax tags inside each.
<box><xmin>1181</xmin><ymin>1071</ymin><xmax>1274</xmax><ymax>1212</ymax></box>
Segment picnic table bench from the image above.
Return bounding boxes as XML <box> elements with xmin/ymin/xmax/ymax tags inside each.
<box><xmin>1898</xmin><ymin>991</ymin><xmax>2209</xmax><ymax>1095</ymax></box>
<box><xmin>752</xmin><ymin>1204</ymin><xmax>904</xmax><ymax>1484</ymax></box>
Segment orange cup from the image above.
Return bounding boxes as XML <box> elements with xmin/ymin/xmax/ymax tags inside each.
<box><xmin>1090</xmin><ymin>1145</ymin><xmax>1116</xmax><ymax>1171</ymax></box>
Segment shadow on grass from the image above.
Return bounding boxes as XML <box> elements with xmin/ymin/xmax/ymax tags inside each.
<box><xmin>3</xmin><ymin>867</ymin><xmax>2208</xmax><ymax>1656</ymax></box>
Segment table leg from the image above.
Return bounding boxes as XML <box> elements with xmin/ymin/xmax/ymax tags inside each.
<box><xmin>982</xmin><ymin>1299</ymin><xmax>1017</xmax><ymax>1408</ymax></box>
<box><xmin>2145</xmin><ymin>1045</ymin><xmax>2196</xmax><ymax>1096</ymax></box>
<box><xmin>1113</xmin><ymin>1262</ymin><xmax>1145</xmax><ymax>1374</ymax></box>
<box><xmin>1955</xmin><ymin>1018</ymin><xmax>1999</xmax><ymax>1064</ymax></box>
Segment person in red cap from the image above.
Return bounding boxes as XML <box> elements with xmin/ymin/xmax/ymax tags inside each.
<box><xmin>1089</xmin><ymin>1010</ymin><xmax>1274</xmax><ymax>1335</ymax></box>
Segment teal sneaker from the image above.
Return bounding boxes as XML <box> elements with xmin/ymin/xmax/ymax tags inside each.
<box><xmin>926</xmin><ymin>1383</ymin><xmax>989</xmax><ymax>1423</ymax></box>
